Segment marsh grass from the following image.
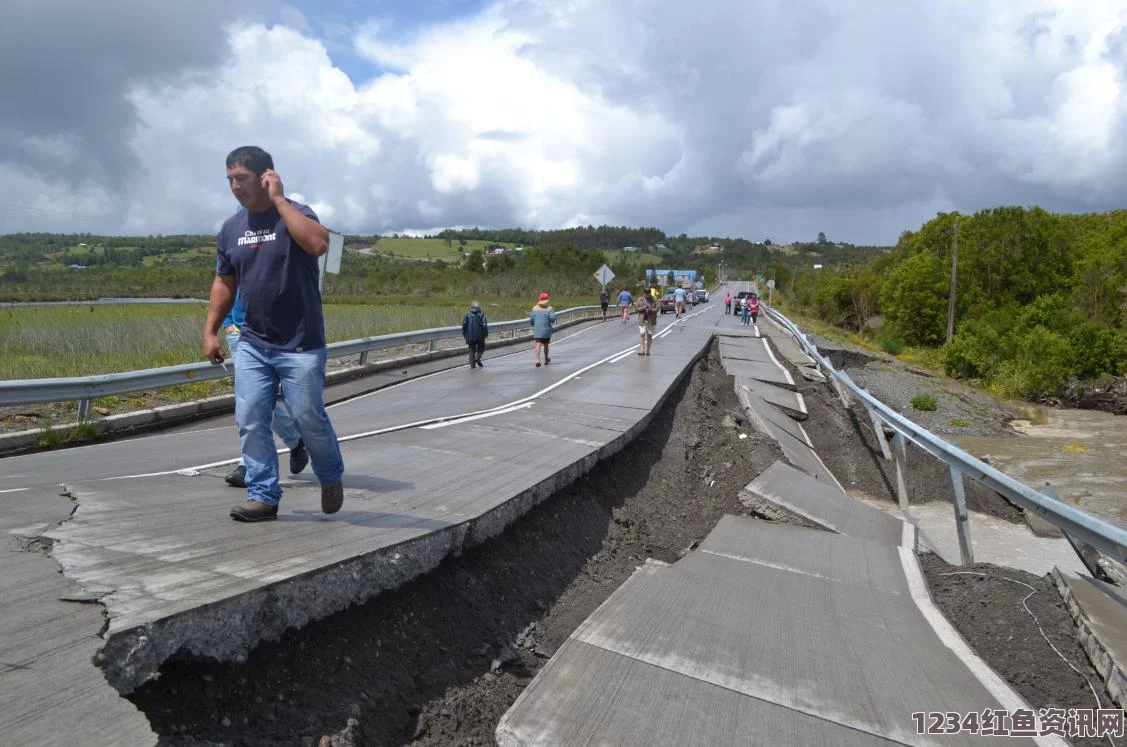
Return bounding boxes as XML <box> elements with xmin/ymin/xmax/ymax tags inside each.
<box><xmin>0</xmin><ymin>296</ymin><xmax>590</xmax><ymax>379</ymax></box>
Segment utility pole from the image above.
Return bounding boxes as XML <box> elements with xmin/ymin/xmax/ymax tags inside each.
<box><xmin>946</xmin><ymin>216</ymin><xmax>960</xmax><ymax>345</ymax></box>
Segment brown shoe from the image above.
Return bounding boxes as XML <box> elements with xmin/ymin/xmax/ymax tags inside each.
<box><xmin>230</xmin><ymin>500</ymin><xmax>278</xmax><ymax>522</ymax></box>
<box><xmin>321</xmin><ymin>481</ymin><xmax>344</xmax><ymax>514</ymax></box>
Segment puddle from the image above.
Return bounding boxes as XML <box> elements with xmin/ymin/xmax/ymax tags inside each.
<box><xmin>954</xmin><ymin>408</ymin><xmax>1127</xmax><ymax>530</ymax></box>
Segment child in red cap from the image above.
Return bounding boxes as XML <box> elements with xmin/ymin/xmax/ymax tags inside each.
<box><xmin>530</xmin><ymin>292</ymin><xmax>556</xmax><ymax>367</ymax></box>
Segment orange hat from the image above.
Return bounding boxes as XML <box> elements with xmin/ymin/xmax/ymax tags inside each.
<box><xmin>538</xmin><ymin>292</ymin><xmax>549</xmax><ymax>301</ymax></box>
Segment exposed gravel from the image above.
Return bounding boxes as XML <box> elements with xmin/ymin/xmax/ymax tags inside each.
<box><xmin>809</xmin><ymin>336</ymin><xmax>1018</xmax><ymax>439</ymax></box>
<box><xmin>921</xmin><ymin>554</ymin><xmax>1121</xmax><ymax>747</ymax></box>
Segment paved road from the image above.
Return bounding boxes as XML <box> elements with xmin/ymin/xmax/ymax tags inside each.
<box><xmin>1</xmin><ymin>297</ymin><xmax>725</xmax><ymax>746</ymax></box>
<box><xmin>1</xmin><ymin>309</ymin><xmax>707</xmax><ymax>491</ymax></box>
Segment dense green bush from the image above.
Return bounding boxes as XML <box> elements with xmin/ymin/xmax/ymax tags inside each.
<box><xmin>994</xmin><ymin>326</ymin><xmax>1072</xmax><ymax>398</ymax></box>
<box><xmin>910</xmin><ymin>393</ymin><xmax>938</xmax><ymax>411</ymax></box>
<box><xmin>1068</xmin><ymin>324</ymin><xmax>1127</xmax><ymax>379</ymax></box>
<box><xmin>943</xmin><ymin>319</ymin><xmax>1005</xmax><ymax>380</ymax></box>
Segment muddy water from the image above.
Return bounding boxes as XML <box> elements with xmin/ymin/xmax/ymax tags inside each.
<box><xmin>954</xmin><ymin>408</ymin><xmax>1127</xmax><ymax>530</ymax></box>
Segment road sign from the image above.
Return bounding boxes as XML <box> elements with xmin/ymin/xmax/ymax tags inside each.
<box><xmin>594</xmin><ymin>264</ymin><xmax>615</xmax><ymax>288</ymax></box>
<box><xmin>318</xmin><ymin>231</ymin><xmax>345</xmax><ymax>292</ymax></box>
<box><xmin>766</xmin><ymin>279</ymin><xmax>776</xmax><ymax>289</ymax></box>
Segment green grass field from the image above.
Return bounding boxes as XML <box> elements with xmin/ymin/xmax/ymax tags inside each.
<box><xmin>368</xmin><ymin>238</ymin><xmax>519</xmax><ymax>262</ymax></box>
<box><xmin>0</xmin><ymin>296</ymin><xmax>595</xmax><ymax>379</ymax></box>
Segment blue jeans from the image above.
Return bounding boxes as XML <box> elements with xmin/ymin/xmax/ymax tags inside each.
<box><xmin>234</xmin><ymin>341</ymin><xmax>344</xmax><ymax>506</ymax></box>
<box><xmin>226</xmin><ymin>332</ymin><xmax>302</xmax><ymax>450</ymax></box>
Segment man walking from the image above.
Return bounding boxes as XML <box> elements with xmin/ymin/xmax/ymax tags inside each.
<box><xmin>204</xmin><ymin>145</ymin><xmax>345</xmax><ymax>522</ymax></box>
<box><xmin>724</xmin><ymin>292</ymin><xmax>732</xmax><ymax>314</ymax></box>
<box><xmin>637</xmin><ymin>288</ymin><xmax>657</xmax><ymax>355</ymax></box>
<box><xmin>599</xmin><ymin>287</ymin><xmax>610</xmax><ymax>320</ymax></box>
<box><xmin>615</xmin><ymin>286</ymin><xmax>633</xmax><ymax>324</ymax></box>
<box><xmin>462</xmin><ymin>300</ymin><xmax>489</xmax><ymax>368</ymax></box>
<box><xmin>673</xmin><ymin>286</ymin><xmax>686</xmax><ymax>318</ymax></box>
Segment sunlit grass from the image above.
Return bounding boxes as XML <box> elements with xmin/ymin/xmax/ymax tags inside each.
<box><xmin>0</xmin><ymin>296</ymin><xmax>593</xmax><ymax>379</ymax></box>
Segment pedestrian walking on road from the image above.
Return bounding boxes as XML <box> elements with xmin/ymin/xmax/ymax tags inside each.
<box><xmin>221</xmin><ymin>288</ymin><xmax>309</xmax><ymax>489</ymax></box>
<box><xmin>531</xmin><ymin>292</ymin><xmax>557</xmax><ymax>367</ymax></box>
<box><xmin>748</xmin><ymin>294</ymin><xmax>761</xmax><ymax>324</ymax></box>
<box><xmin>615</xmin><ymin>287</ymin><xmax>633</xmax><ymax>324</ymax></box>
<box><xmin>673</xmin><ymin>286</ymin><xmax>686</xmax><ymax>318</ymax></box>
<box><xmin>462</xmin><ymin>300</ymin><xmax>489</xmax><ymax>368</ymax></box>
<box><xmin>637</xmin><ymin>288</ymin><xmax>657</xmax><ymax>355</ymax></box>
<box><xmin>740</xmin><ymin>297</ymin><xmax>751</xmax><ymax>326</ymax></box>
<box><xmin>724</xmin><ymin>292</ymin><xmax>732</xmax><ymax>314</ymax></box>
<box><xmin>599</xmin><ymin>287</ymin><xmax>610</xmax><ymax>319</ymax></box>
<box><xmin>204</xmin><ymin>145</ymin><xmax>345</xmax><ymax>522</ymax></box>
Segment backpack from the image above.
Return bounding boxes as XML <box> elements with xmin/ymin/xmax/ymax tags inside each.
<box><xmin>638</xmin><ymin>295</ymin><xmax>656</xmax><ymax>323</ymax></box>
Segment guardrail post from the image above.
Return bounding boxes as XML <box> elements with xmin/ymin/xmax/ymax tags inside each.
<box><xmin>358</xmin><ymin>350</ymin><xmax>369</xmax><ymax>365</ymax></box>
<box><xmin>1043</xmin><ymin>483</ymin><xmax>1112</xmax><ymax>582</ymax></box>
<box><xmin>892</xmin><ymin>432</ymin><xmax>909</xmax><ymax>509</ymax></box>
<box><xmin>865</xmin><ymin>405</ymin><xmax>892</xmax><ymax>460</ymax></box>
<box><xmin>428</xmin><ymin>339</ymin><xmax>436</xmax><ymax>352</ymax></box>
<box><xmin>826</xmin><ymin>368</ymin><xmax>850</xmax><ymax>407</ymax></box>
<box><xmin>948</xmin><ymin>465</ymin><xmax>974</xmax><ymax>565</ymax></box>
<box><xmin>77</xmin><ymin>398</ymin><xmax>92</xmax><ymax>423</ymax></box>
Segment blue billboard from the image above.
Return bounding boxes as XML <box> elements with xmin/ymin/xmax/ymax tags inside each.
<box><xmin>645</xmin><ymin>269</ymin><xmax>698</xmax><ymax>284</ymax></box>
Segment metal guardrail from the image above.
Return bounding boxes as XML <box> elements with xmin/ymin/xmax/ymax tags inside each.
<box><xmin>0</xmin><ymin>306</ymin><xmax>603</xmax><ymax>420</ymax></box>
<box><xmin>764</xmin><ymin>304</ymin><xmax>1127</xmax><ymax>571</ymax></box>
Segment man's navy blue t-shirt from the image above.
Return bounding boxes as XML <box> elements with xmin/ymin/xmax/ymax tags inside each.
<box><xmin>215</xmin><ymin>200</ymin><xmax>325</xmax><ymax>352</ymax></box>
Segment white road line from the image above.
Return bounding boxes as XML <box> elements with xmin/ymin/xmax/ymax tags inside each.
<box><xmin>0</xmin><ymin>487</ymin><xmax>30</xmax><ymax>494</ymax></box>
<box><xmin>421</xmin><ymin>402</ymin><xmax>534</xmax><ymax>429</ymax></box>
<box><xmin>901</xmin><ymin>520</ymin><xmax>915</xmax><ymax>551</ymax></box>
<box><xmin>897</xmin><ymin>546</ymin><xmax>1067</xmax><ymax>747</ymax></box>
<box><xmin>105</xmin><ymin>308</ymin><xmax>719</xmax><ymax>481</ymax></box>
<box><xmin>760</xmin><ymin>337</ymin><xmax>794</xmax><ymax>386</ymax></box>
<box><xmin>338</xmin><ymin>321</ymin><xmax>605</xmax><ymax>406</ymax></box>
<box><xmin>108</xmin><ymin>330</ymin><xmax>655</xmax><ymax>480</ymax></box>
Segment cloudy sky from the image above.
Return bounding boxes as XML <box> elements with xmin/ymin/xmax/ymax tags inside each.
<box><xmin>1</xmin><ymin>0</ymin><xmax>1125</xmax><ymax>244</ymax></box>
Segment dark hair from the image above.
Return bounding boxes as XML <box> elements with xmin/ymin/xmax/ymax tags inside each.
<box><xmin>225</xmin><ymin>146</ymin><xmax>274</xmax><ymax>175</ymax></box>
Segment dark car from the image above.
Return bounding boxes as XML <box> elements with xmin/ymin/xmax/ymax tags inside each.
<box><xmin>735</xmin><ymin>291</ymin><xmax>752</xmax><ymax>310</ymax></box>
<box><xmin>659</xmin><ymin>291</ymin><xmax>677</xmax><ymax>314</ymax></box>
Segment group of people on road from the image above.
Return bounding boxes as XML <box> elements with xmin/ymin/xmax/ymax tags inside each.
<box><xmin>459</xmin><ymin>291</ymin><xmax>557</xmax><ymax>368</ymax></box>
<box><xmin>723</xmin><ymin>291</ymin><xmax>760</xmax><ymax>326</ymax></box>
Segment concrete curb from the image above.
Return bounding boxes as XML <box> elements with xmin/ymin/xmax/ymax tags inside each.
<box><xmin>1050</xmin><ymin>567</ymin><xmax>1127</xmax><ymax>709</ymax></box>
<box><xmin>99</xmin><ymin>326</ymin><xmax>713</xmax><ymax>693</ymax></box>
<box><xmin>0</xmin><ymin>318</ymin><xmax>597</xmax><ymax>456</ymax></box>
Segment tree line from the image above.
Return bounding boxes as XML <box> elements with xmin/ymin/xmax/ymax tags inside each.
<box><xmin>785</xmin><ymin>206</ymin><xmax>1127</xmax><ymax>401</ymax></box>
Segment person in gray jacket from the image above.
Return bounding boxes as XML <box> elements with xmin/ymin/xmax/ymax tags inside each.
<box><xmin>530</xmin><ymin>292</ymin><xmax>557</xmax><ymax>367</ymax></box>
<box><xmin>462</xmin><ymin>300</ymin><xmax>489</xmax><ymax>368</ymax></box>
